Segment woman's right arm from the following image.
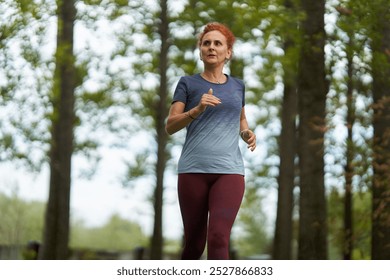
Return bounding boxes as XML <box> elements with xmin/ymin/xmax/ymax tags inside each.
<box><xmin>166</xmin><ymin>88</ymin><xmax>221</xmax><ymax>135</ymax></box>
<box><xmin>165</xmin><ymin>101</ymin><xmax>201</xmax><ymax>135</ymax></box>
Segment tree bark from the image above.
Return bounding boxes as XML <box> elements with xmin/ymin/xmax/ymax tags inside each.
<box><xmin>273</xmin><ymin>71</ymin><xmax>297</xmax><ymax>260</ymax></box>
<box><xmin>39</xmin><ymin>0</ymin><xmax>75</xmax><ymax>260</ymax></box>
<box><xmin>297</xmin><ymin>0</ymin><xmax>328</xmax><ymax>260</ymax></box>
<box><xmin>150</xmin><ymin>0</ymin><xmax>170</xmax><ymax>260</ymax></box>
<box><xmin>273</xmin><ymin>0</ymin><xmax>298</xmax><ymax>258</ymax></box>
<box><xmin>343</xmin><ymin>29</ymin><xmax>355</xmax><ymax>260</ymax></box>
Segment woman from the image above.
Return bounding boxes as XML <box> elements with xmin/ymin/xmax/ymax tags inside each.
<box><xmin>166</xmin><ymin>22</ymin><xmax>256</xmax><ymax>260</ymax></box>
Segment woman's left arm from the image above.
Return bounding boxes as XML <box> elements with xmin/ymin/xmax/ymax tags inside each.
<box><xmin>239</xmin><ymin>107</ymin><xmax>256</xmax><ymax>151</ymax></box>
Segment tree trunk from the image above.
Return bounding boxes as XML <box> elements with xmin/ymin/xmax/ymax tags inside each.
<box><xmin>39</xmin><ymin>0</ymin><xmax>75</xmax><ymax>260</ymax></box>
<box><xmin>273</xmin><ymin>73</ymin><xmax>297</xmax><ymax>260</ymax></box>
<box><xmin>297</xmin><ymin>0</ymin><xmax>328</xmax><ymax>260</ymax></box>
<box><xmin>371</xmin><ymin>0</ymin><xmax>390</xmax><ymax>260</ymax></box>
<box><xmin>150</xmin><ymin>0</ymin><xmax>170</xmax><ymax>260</ymax></box>
<box><xmin>273</xmin><ymin>0</ymin><xmax>298</xmax><ymax>259</ymax></box>
<box><xmin>343</xmin><ymin>30</ymin><xmax>355</xmax><ymax>260</ymax></box>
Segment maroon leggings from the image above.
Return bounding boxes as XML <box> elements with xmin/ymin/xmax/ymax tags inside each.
<box><xmin>178</xmin><ymin>173</ymin><xmax>245</xmax><ymax>260</ymax></box>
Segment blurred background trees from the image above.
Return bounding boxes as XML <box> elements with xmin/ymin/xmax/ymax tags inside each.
<box><xmin>0</xmin><ymin>0</ymin><xmax>389</xmax><ymax>259</ymax></box>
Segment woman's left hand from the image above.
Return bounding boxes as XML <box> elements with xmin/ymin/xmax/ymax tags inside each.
<box><xmin>241</xmin><ymin>129</ymin><xmax>256</xmax><ymax>151</ymax></box>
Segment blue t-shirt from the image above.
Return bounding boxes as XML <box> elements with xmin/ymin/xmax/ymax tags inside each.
<box><xmin>172</xmin><ymin>73</ymin><xmax>245</xmax><ymax>175</ymax></box>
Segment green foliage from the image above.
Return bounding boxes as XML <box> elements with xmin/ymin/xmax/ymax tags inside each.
<box><xmin>327</xmin><ymin>188</ymin><xmax>371</xmax><ymax>259</ymax></box>
<box><xmin>122</xmin><ymin>153</ymin><xmax>153</xmax><ymax>188</ymax></box>
<box><xmin>0</xmin><ymin>188</ymin><xmax>45</xmax><ymax>246</ymax></box>
<box><xmin>70</xmin><ymin>213</ymin><xmax>147</xmax><ymax>251</ymax></box>
<box><xmin>0</xmin><ymin>188</ymin><xmax>147</xmax><ymax>253</ymax></box>
<box><xmin>0</xmin><ymin>0</ymin><xmax>55</xmax><ymax>171</ymax></box>
<box><xmin>233</xmin><ymin>183</ymin><xmax>270</xmax><ymax>258</ymax></box>
<box><xmin>1</xmin><ymin>0</ymin><xmax>151</xmax><ymax>177</ymax></box>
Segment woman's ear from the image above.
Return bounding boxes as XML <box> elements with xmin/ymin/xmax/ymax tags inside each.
<box><xmin>225</xmin><ymin>49</ymin><xmax>232</xmax><ymax>62</ymax></box>
<box><xmin>226</xmin><ymin>48</ymin><xmax>232</xmax><ymax>60</ymax></box>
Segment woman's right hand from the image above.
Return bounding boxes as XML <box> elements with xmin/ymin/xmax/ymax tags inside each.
<box><xmin>196</xmin><ymin>88</ymin><xmax>221</xmax><ymax>112</ymax></box>
<box><xmin>166</xmin><ymin>88</ymin><xmax>221</xmax><ymax>135</ymax></box>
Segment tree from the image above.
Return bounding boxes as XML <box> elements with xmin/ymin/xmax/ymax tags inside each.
<box><xmin>149</xmin><ymin>0</ymin><xmax>171</xmax><ymax>260</ymax></box>
<box><xmin>297</xmin><ymin>0</ymin><xmax>328</xmax><ymax>259</ymax></box>
<box><xmin>341</xmin><ymin>13</ymin><xmax>355</xmax><ymax>261</ymax></box>
<box><xmin>39</xmin><ymin>0</ymin><xmax>76</xmax><ymax>259</ymax></box>
<box><xmin>330</xmin><ymin>3</ymin><xmax>357</xmax><ymax>260</ymax></box>
<box><xmin>370</xmin><ymin>0</ymin><xmax>390</xmax><ymax>260</ymax></box>
<box><xmin>273</xmin><ymin>0</ymin><xmax>299</xmax><ymax>260</ymax></box>
<box><xmin>325</xmin><ymin>0</ymin><xmax>374</xmax><ymax>259</ymax></box>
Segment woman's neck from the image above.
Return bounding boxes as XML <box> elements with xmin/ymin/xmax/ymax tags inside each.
<box><xmin>202</xmin><ymin>69</ymin><xmax>226</xmax><ymax>84</ymax></box>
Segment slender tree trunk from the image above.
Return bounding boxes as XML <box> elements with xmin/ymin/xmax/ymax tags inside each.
<box><xmin>273</xmin><ymin>76</ymin><xmax>297</xmax><ymax>260</ymax></box>
<box><xmin>297</xmin><ymin>0</ymin><xmax>328</xmax><ymax>260</ymax></box>
<box><xmin>150</xmin><ymin>0</ymin><xmax>170</xmax><ymax>260</ymax></box>
<box><xmin>371</xmin><ymin>0</ymin><xmax>390</xmax><ymax>260</ymax></box>
<box><xmin>343</xmin><ymin>31</ymin><xmax>355</xmax><ymax>260</ymax></box>
<box><xmin>273</xmin><ymin>0</ymin><xmax>298</xmax><ymax>260</ymax></box>
<box><xmin>39</xmin><ymin>0</ymin><xmax>75</xmax><ymax>260</ymax></box>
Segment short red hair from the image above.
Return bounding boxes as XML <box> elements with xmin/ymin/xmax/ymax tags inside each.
<box><xmin>198</xmin><ymin>22</ymin><xmax>236</xmax><ymax>50</ymax></box>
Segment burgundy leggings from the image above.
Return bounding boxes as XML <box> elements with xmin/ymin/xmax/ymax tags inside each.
<box><xmin>178</xmin><ymin>173</ymin><xmax>245</xmax><ymax>260</ymax></box>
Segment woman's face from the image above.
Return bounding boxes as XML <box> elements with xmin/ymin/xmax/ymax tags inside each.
<box><xmin>200</xmin><ymin>30</ymin><xmax>232</xmax><ymax>67</ymax></box>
